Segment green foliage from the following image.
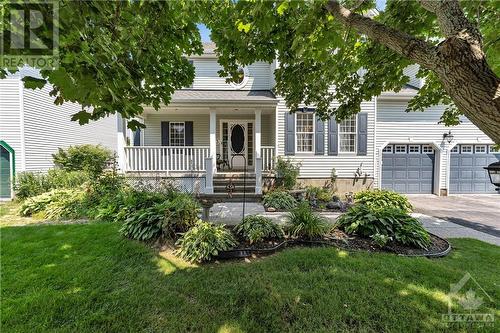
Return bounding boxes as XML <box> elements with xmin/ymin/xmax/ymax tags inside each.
<box><xmin>370</xmin><ymin>233</ymin><xmax>391</xmax><ymax>248</ymax></box>
<box><xmin>306</xmin><ymin>186</ymin><xmax>333</xmax><ymax>202</ymax></box>
<box><xmin>274</xmin><ymin>157</ymin><xmax>300</xmax><ymax>190</ymax></box>
<box><xmin>355</xmin><ymin>189</ymin><xmax>413</xmax><ymax>213</ymax></box>
<box><xmin>14</xmin><ymin>169</ymin><xmax>90</xmax><ymax>200</ymax></box>
<box><xmin>286</xmin><ymin>202</ymin><xmax>330</xmax><ymax>239</ymax></box>
<box><xmin>52</xmin><ymin>145</ymin><xmax>113</xmax><ymax>176</ymax></box>
<box><xmin>19</xmin><ymin>188</ymin><xmax>87</xmax><ymax>220</ymax></box>
<box><xmin>119</xmin><ymin>203</ymin><xmax>169</xmax><ymax>241</ymax></box>
<box><xmin>262</xmin><ymin>190</ymin><xmax>297</xmax><ymax>210</ymax></box>
<box><xmin>175</xmin><ymin>221</ymin><xmax>237</xmax><ymax>262</ymax></box>
<box><xmin>336</xmin><ymin>205</ymin><xmax>431</xmax><ymax>249</ymax></box>
<box><xmin>234</xmin><ymin>215</ymin><xmax>284</xmax><ymax>244</ymax></box>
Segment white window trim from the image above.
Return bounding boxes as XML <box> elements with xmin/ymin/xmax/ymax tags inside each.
<box><xmin>461</xmin><ymin>145</ymin><xmax>473</xmax><ymax>154</ymax></box>
<box><xmin>338</xmin><ymin>116</ymin><xmax>357</xmax><ymax>154</ymax></box>
<box><xmin>229</xmin><ymin>66</ymin><xmax>249</xmax><ymax>90</ymax></box>
<box><xmin>383</xmin><ymin>145</ymin><xmax>393</xmax><ymax>153</ymax></box>
<box><xmin>450</xmin><ymin>145</ymin><xmax>459</xmax><ymax>153</ymax></box>
<box><xmin>394</xmin><ymin>145</ymin><xmax>407</xmax><ymax>154</ymax></box>
<box><xmin>408</xmin><ymin>145</ymin><xmax>421</xmax><ymax>154</ymax></box>
<box><xmin>295</xmin><ymin>112</ymin><xmax>315</xmax><ymax>154</ymax></box>
<box><xmin>475</xmin><ymin>145</ymin><xmax>487</xmax><ymax>153</ymax></box>
<box><xmin>422</xmin><ymin>145</ymin><xmax>434</xmax><ymax>154</ymax></box>
<box><xmin>169</xmin><ymin>121</ymin><xmax>185</xmax><ymax>146</ymax></box>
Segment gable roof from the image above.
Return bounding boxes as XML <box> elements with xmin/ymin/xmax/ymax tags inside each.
<box><xmin>171</xmin><ymin>90</ymin><xmax>277</xmax><ymax>103</ymax></box>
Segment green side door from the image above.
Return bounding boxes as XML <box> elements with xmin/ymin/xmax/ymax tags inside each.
<box><xmin>0</xmin><ymin>145</ymin><xmax>11</xmax><ymax>198</ymax></box>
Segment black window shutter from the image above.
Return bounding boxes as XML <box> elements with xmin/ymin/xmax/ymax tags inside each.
<box><xmin>185</xmin><ymin>121</ymin><xmax>193</xmax><ymax>146</ymax></box>
<box><xmin>161</xmin><ymin>121</ymin><xmax>170</xmax><ymax>146</ymax></box>
<box><xmin>285</xmin><ymin>112</ymin><xmax>295</xmax><ymax>155</ymax></box>
<box><xmin>133</xmin><ymin>128</ymin><xmax>141</xmax><ymax>146</ymax></box>
<box><xmin>357</xmin><ymin>113</ymin><xmax>368</xmax><ymax>156</ymax></box>
<box><xmin>315</xmin><ymin>114</ymin><xmax>324</xmax><ymax>155</ymax></box>
<box><xmin>328</xmin><ymin>118</ymin><xmax>338</xmax><ymax>156</ymax></box>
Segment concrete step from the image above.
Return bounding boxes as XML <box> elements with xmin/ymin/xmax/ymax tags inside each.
<box><xmin>214</xmin><ymin>185</ymin><xmax>255</xmax><ymax>193</ymax></box>
<box><xmin>201</xmin><ymin>193</ymin><xmax>262</xmax><ymax>202</ymax></box>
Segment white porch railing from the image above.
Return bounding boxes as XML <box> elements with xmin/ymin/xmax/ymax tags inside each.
<box><xmin>261</xmin><ymin>146</ymin><xmax>275</xmax><ymax>171</ymax></box>
<box><xmin>124</xmin><ymin>146</ymin><xmax>210</xmax><ymax>172</ymax></box>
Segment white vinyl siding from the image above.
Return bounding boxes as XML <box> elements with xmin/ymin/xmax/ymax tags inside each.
<box><xmin>189</xmin><ymin>59</ymin><xmax>271</xmax><ymax>90</ymax></box>
<box><xmin>0</xmin><ymin>77</ymin><xmax>23</xmax><ymax>172</ymax></box>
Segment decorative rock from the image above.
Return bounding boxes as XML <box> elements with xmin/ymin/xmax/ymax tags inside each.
<box><xmin>267</xmin><ymin>207</ymin><xmax>277</xmax><ymax>212</ymax></box>
<box><xmin>332</xmin><ymin>195</ymin><xmax>341</xmax><ymax>202</ymax></box>
<box><xmin>326</xmin><ymin>201</ymin><xmax>342</xmax><ymax>210</ymax></box>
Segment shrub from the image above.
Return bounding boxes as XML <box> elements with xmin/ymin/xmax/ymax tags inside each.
<box><xmin>175</xmin><ymin>221</ymin><xmax>236</xmax><ymax>262</ymax></box>
<box><xmin>162</xmin><ymin>193</ymin><xmax>199</xmax><ymax>236</ymax></box>
<box><xmin>370</xmin><ymin>233</ymin><xmax>391</xmax><ymax>248</ymax></box>
<box><xmin>286</xmin><ymin>202</ymin><xmax>331</xmax><ymax>239</ymax></box>
<box><xmin>355</xmin><ymin>189</ymin><xmax>413</xmax><ymax>213</ymax></box>
<box><xmin>306</xmin><ymin>186</ymin><xmax>333</xmax><ymax>203</ymax></box>
<box><xmin>52</xmin><ymin>144</ymin><xmax>113</xmax><ymax>176</ymax></box>
<box><xmin>262</xmin><ymin>190</ymin><xmax>297</xmax><ymax>210</ymax></box>
<box><xmin>14</xmin><ymin>169</ymin><xmax>90</xmax><ymax>199</ymax></box>
<box><xmin>119</xmin><ymin>203</ymin><xmax>169</xmax><ymax>241</ymax></box>
<box><xmin>336</xmin><ymin>204</ymin><xmax>431</xmax><ymax>249</ymax></box>
<box><xmin>19</xmin><ymin>188</ymin><xmax>87</xmax><ymax>219</ymax></box>
<box><xmin>274</xmin><ymin>157</ymin><xmax>300</xmax><ymax>190</ymax></box>
<box><xmin>234</xmin><ymin>215</ymin><xmax>284</xmax><ymax>244</ymax></box>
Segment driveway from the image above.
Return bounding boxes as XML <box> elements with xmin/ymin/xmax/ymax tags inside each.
<box><xmin>409</xmin><ymin>195</ymin><xmax>500</xmax><ymax>238</ymax></box>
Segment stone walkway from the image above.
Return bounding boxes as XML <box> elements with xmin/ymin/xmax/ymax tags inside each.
<box><xmin>210</xmin><ymin>202</ymin><xmax>500</xmax><ymax>246</ymax></box>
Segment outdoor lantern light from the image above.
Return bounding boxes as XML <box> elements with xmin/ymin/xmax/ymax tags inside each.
<box><xmin>484</xmin><ymin>161</ymin><xmax>500</xmax><ymax>191</ymax></box>
<box><xmin>443</xmin><ymin>130</ymin><xmax>454</xmax><ymax>143</ymax></box>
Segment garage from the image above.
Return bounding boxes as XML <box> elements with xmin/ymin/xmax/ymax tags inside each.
<box><xmin>449</xmin><ymin>144</ymin><xmax>500</xmax><ymax>193</ymax></box>
<box><xmin>381</xmin><ymin>144</ymin><xmax>435</xmax><ymax>194</ymax></box>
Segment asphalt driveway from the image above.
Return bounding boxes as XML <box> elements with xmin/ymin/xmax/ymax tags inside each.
<box><xmin>409</xmin><ymin>195</ymin><xmax>500</xmax><ymax>238</ymax></box>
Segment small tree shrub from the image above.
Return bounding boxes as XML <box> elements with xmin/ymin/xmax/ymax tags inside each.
<box><xmin>175</xmin><ymin>221</ymin><xmax>236</xmax><ymax>263</ymax></box>
<box><xmin>336</xmin><ymin>204</ymin><xmax>431</xmax><ymax>249</ymax></box>
<box><xmin>274</xmin><ymin>157</ymin><xmax>300</xmax><ymax>190</ymax></box>
<box><xmin>355</xmin><ymin>189</ymin><xmax>413</xmax><ymax>213</ymax></box>
<box><xmin>262</xmin><ymin>190</ymin><xmax>297</xmax><ymax>210</ymax></box>
<box><xmin>234</xmin><ymin>215</ymin><xmax>284</xmax><ymax>244</ymax></box>
<box><xmin>286</xmin><ymin>202</ymin><xmax>331</xmax><ymax>239</ymax></box>
<box><xmin>162</xmin><ymin>193</ymin><xmax>200</xmax><ymax>236</ymax></box>
<box><xmin>52</xmin><ymin>144</ymin><xmax>113</xmax><ymax>176</ymax></box>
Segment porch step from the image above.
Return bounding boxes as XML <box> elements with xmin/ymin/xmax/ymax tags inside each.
<box><xmin>214</xmin><ymin>185</ymin><xmax>255</xmax><ymax>192</ymax></box>
<box><xmin>214</xmin><ymin>172</ymin><xmax>256</xmax><ymax>178</ymax></box>
<box><xmin>201</xmin><ymin>193</ymin><xmax>262</xmax><ymax>202</ymax></box>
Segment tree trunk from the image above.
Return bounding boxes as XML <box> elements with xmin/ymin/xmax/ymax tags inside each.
<box><xmin>435</xmin><ymin>36</ymin><xmax>500</xmax><ymax>143</ymax></box>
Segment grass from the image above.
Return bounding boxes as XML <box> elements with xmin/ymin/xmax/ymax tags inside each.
<box><xmin>1</xmin><ymin>223</ymin><xmax>499</xmax><ymax>332</ymax></box>
<box><xmin>0</xmin><ymin>201</ymin><xmax>46</xmax><ymax>227</ymax></box>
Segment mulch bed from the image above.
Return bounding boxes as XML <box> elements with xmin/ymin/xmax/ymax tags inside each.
<box><xmin>216</xmin><ymin>229</ymin><xmax>451</xmax><ymax>260</ymax></box>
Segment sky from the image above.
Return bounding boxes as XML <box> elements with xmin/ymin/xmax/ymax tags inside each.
<box><xmin>198</xmin><ymin>0</ymin><xmax>387</xmax><ymax>42</ymax></box>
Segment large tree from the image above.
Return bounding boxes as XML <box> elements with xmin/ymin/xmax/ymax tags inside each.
<box><xmin>1</xmin><ymin>0</ymin><xmax>499</xmax><ymax>142</ymax></box>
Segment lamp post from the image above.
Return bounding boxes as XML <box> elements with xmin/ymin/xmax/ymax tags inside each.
<box><xmin>443</xmin><ymin>130</ymin><xmax>454</xmax><ymax>144</ymax></box>
<box><xmin>484</xmin><ymin>161</ymin><xmax>500</xmax><ymax>191</ymax></box>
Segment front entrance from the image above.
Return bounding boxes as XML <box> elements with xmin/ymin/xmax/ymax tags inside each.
<box><xmin>221</xmin><ymin>120</ymin><xmax>254</xmax><ymax>170</ymax></box>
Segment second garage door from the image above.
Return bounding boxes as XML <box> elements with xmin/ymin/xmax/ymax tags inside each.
<box><xmin>382</xmin><ymin>144</ymin><xmax>435</xmax><ymax>194</ymax></box>
<box><xmin>450</xmin><ymin>144</ymin><xmax>500</xmax><ymax>193</ymax></box>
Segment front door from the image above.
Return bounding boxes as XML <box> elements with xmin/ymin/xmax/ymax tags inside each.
<box><xmin>229</xmin><ymin>122</ymin><xmax>247</xmax><ymax>169</ymax></box>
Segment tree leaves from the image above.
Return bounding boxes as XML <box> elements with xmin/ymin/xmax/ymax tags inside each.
<box><xmin>22</xmin><ymin>77</ymin><xmax>47</xmax><ymax>90</ymax></box>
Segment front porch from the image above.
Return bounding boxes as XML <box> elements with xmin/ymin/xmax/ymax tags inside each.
<box><xmin>121</xmin><ymin>98</ymin><xmax>277</xmax><ymax>194</ymax></box>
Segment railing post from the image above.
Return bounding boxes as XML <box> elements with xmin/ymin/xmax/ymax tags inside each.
<box><xmin>255</xmin><ymin>157</ymin><xmax>262</xmax><ymax>194</ymax></box>
<box><xmin>205</xmin><ymin>157</ymin><xmax>214</xmax><ymax>194</ymax></box>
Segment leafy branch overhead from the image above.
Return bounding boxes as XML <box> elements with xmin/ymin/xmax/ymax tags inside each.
<box><xmin>1</xmin><ymin>0</ymin><xmax>499</xmax><ymax>141</ymax></box>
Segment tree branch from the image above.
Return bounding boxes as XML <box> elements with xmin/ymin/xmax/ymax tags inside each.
<box><xmin>325</xmin><ymin>0</ymin><xmax>437</xmax><ymax>69</ymax></box>
<box><xmin>418</xmin><ymin>0</ymin><xmax>482</xmax><ymax>43</ymax></box>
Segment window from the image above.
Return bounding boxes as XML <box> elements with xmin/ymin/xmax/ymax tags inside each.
<box><xmin>169</xmin><ymin>122</ymin><xmax>185</xmax><ymax>146</ymax></box>
<box><xmin>339</xmin><ymin>116</ymin><xmax>356</xmax><ymax>153</ymax></box>
<box><xmin>475</xmin><ymin>145</ymin><xmax>486</xmax><ymax>153</ymax></box>
<box><xmin>230</xmin><ymin>66</ymin><xmax>249</xmax><ymax>89</ymax></box>
<box><xmin>395</xmin><ymin>145</ymin><xmax>407</xmax><ymax>154</ymax></box>
<box><xmin>383</xmin><ymin>145</ymin><xmax>393</xmax><ymax>153</ymax></box>
<box><xmin>450</xmin><ymin>146</ymin><xmax>459</xmax><ymax>153</ymax></box>
<box><xmin>296</xmin><ymin>113</ymin><xmax>314</xmax><ymax>152</ymax></box>
<box><xmin>409</xmin><ymin>145</ymin><xmax>420</xmax><ymax>154</ymax></box>
<box><xmin>422</xmin><ymin>145</ymin><xmax>434</xmax><ymax>154</ymax></box>
<box><xmin>461</xmin><ymin>145</ymin><xmax>473</xmax><ymax>154</ymax></box>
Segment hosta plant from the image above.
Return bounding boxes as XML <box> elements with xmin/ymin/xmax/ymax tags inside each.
<box><xmin>175</xmin><ymin>221</ymin><xmax>236</xmax><ymax>263</ymax></box>
<box><xmin>234</xmin><ymin>215</ymin><xmax>284</xmax><ymax>244</ymax></box>
<box><xmin>262</xmin><ymin>190</ymin><xmax>297</xmax><ymax>210</ymax></box>
<box><xmin>336</xmin><ymin>204</ymin><xmax>431</xmax><ymax>249</ymax></box>
<box><xmin>355</xmin><ymin>189</ymin><xmax>413</xmax><ymax>213</ymax></box>
<box><xmin>286</xmin><ymin>202</ymin><xmax>331</xmax><ymax>239</ymax></box>
<box><xmin>19</xmin><ymin>188</ymin><xmax>87</xmax><ymax>219</ymax></box>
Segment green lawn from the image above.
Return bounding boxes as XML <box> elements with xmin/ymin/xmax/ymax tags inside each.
<box><xmin>1</xmin><ymin>222</ymin><xmax>499</xmax><ymax>332</ymax></box>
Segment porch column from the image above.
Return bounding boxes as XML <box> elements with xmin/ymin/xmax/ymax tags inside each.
<box><xmin>205</xmin><ymin>108</ymin><xmax>216</xmax><ymax>194</ymax></box>
<box><xmin>255</xmin><ymin>109</ymin><xmax>262</xmax><ymax>194</ymax></box>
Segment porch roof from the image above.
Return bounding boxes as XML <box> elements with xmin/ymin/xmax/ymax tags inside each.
<box><xmin>171</xmin><ymin>90</ymin><xmax>277</xmax><ymax>104</ymax></box>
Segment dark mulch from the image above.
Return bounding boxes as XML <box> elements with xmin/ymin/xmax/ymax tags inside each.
<box><xmin>217</xmin><ymin>229</ymin><xmax>451</xmax><ymax>260</ymax></box>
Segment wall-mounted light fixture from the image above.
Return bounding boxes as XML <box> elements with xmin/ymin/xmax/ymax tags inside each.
<box><xmin>443</xmin><ymin>130</ymin><xmax>454</xmax><ymax>144</ymax></box>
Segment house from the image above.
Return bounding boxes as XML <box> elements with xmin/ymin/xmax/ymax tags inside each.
<box><xmin>119</xmin><ymin>43</ymin><xmax>498</xmax><ymax>196</ymax></box>
<box><xmin>0</xmin><ymin>67</ymin><xmax>118</xmax><ymax>200</ymax></box>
